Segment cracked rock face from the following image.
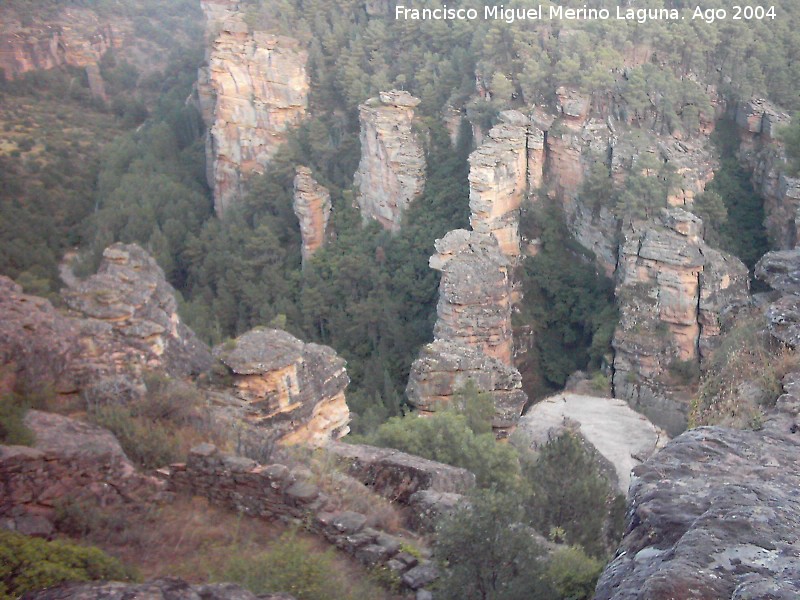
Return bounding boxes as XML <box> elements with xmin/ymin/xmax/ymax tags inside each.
<box><xmin>62</xmin><ymin>244</ymin><xmax>213</xmax><ymax>378</ymax></box>
<box><xmin>406</xmin><ymin>230</ymin><xmax>527</xmax><ymax>435</ymax></box>
<box><xmin>595</xmin><ymin>422</ymin><xmax>800</xmax><ymax>600</ymax></box>
<box><xmin>213</xmin><ymin>328</ymin><xmax>350</xmax><ymax>446</ymax></box>
<box><xmin>612</xmin><ymin>209</ymin><xmax>750</xmax><ymax>435</ymax></box>
<box><xmin>468</xmin><ymin>110</ymin><xmax>535</xmax><ymax>258</ymax></box>
<box><xmin>735</xmin><ymin>99</ymin><xmax>800</xmax><ymax>248</ymax></box>
<box><xmin>200</xmin><ymin>3</ymin><xmax>309</xmax><ymax>216</ymax></box>
<box><xmin>293</xmin><ymin>166</ymin><xmax>331</xmax><ymax>267</ymax></box>
<box><xmin>353</xmin><ymin>90</ymin><xmax>425</xmax><ymax>232</ymax></box>
<box><xmin>756</xmin><ymin>249</ymin><xmax>800</xmax><ymax>347</ymax></box>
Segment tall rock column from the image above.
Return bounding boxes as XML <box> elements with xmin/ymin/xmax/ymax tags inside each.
<box><xmin>293</xmin><ymin>167</ymin><xmax>331</xmax><ymax>267</ymax></box>
<box><xmin>354</xmin><ymin>90</ymin><xmax>426</xmax><ymax>232</ymax></box>
<box><xmin>406</xmin><ymin>230</ymin><xmax>527</xmax><ymax>436</ymax></box>
<box><xmin>200</xmin><ymin>2</ymin><xmax>309</xmax><ymax>216</ymax></box>
<box><xmin>468</xmin><ymin>110</ymin><xmax>534</xmax><ymax>259</ymax></box>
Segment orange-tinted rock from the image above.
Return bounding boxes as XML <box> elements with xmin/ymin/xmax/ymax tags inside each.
<box><xmin>354</xmin><ymin>91</ymin><xmax>425</xmax><ymax>232</ymax></box>
<box><xmin>293</xmin><ymin>167</ymin><xmax>331</xmax><ymax>267</ymax></box>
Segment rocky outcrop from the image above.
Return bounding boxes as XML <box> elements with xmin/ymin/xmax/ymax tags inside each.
<box><xmin>515</xmin><ymin>394</ymin><xmax>668</xmax><ymax>493</ymax></box>
<box><xmin>1</xmin><ymin>411</ymin><xmax>160</xmax><ymax>537</ymax></box>
<box><xmin>354</xmin><ymin>90</ymin><xmax>425</xmax><ymax>232</ymax></box>
<box><xmin>406</xmin><ymin>340</ymin><xmax>527</xmax><ymax>431</ymax></box>
<box><xmin>735</xmin><ymin>99</ymin><xmax>800</xmax><ymax>248</ymax></box>
<box><xmin>167</xmin><ymin>444</ymin><xmax>438</xmax><ymax>593</ymax></box>
<box><xmin>62</xmin><ymin>244</ymin><xmax>213</xmax><ymax>379</ymax></box>
<box><xmin>595</xmin><ymin>419</ymin><xmax>800</xmax><ymax>599</ymax></box>
<box><xmin>756</xmin><ymin>248</ymin><xmax>800</xmax><ymax>347</ymax></box>
<box><xmin>21</xmin><ymin>578</ymin><xmax>293</xmax><ymax>600</ymax></box>
<box><xmin>200</xmin><ymin>3</ymin><xmax>309</xmax><ymax>216</ymax></box>
<box><xmin>406</xmin><ymin>230</ymin><xmax>527</xmax><ymax>434</ymax></box>
<box><xmin>430</xmin><ymin>230</ymin><xmax>514</xmax><ymax>363</ymax></box>
<box><xmin>468</xmin><ymin>110</ymin><xmax>537</xmax><ymax>257</ymax></box>
<box><xmin>0</xmin><ymin>6</ymin><xmax>123</xmax><ymax>91</ymax></box>
<box><xmin>613</xmin><ymin>209</ymin><xmax>750</xmax><ymax>435</ymax></box>
<box><xmin>325</xmin><ymin>440</ymin><xmax>475</xmax><ymax>503</ymax></box>
<box><xmin>293</xmin><ymin>166</ymin><xmax>331</xmax><ymax>267</ymax></box>
<box><xmin>213</xmin><ymin>328</ymin><xmax>350</xmax><ymax>446</ymax></box>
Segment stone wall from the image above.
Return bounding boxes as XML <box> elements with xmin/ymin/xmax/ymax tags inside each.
<box><xmin>167</xmin><ymin>444</ymin><xmax>440</xmax><ymax>594</ymax></box>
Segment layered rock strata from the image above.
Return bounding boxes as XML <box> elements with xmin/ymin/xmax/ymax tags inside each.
<box><xmin>406</xmin><ymin>230</ymin><xmax>527</xmax><ymax>434</ymax></box>
<box><xmin>293</xmin><ymin>166</ymin><xmax>331</xmax><ymax>267</ymax></box>
<box><xmin>353</xmin><ymin>90</ymin><xmax>425</xmax><ymax>232</ymax></box>
<box><xmin>62</xmin><ymin>244</ymin><xmax>213</xmax><ymax>379</ymax></box>
<box><xmin>734</xmin><ymin>98</ymin><xmax>800</xmax><ymax>248</ymax></box>
<box><xmin>1</xmin><ymin>411</ymin><xmax>159</xmax><ymax>537</ymax></box>
<box><xmin>213</xmin><ymin>328</ymin><xmax>350</xmax><ymax>446</ymax></box>
<box><xmin>468</xmin><ymin>110</ymin><xmax>541</xmax><ymax>257</ymax></box>
<box><xmin>595</xmin><ymin>418</ymin><xmax>800</xmax><ymax>599</ymax></box>
<box><xmin>0</xmin><ymin>6</ymin><xmax>123</xmax><ymax>86</ymax></box>
<box><xmin>1</xmin><ymin>244</ymin><xmax>211</xmax><ymax>399</ymax></box>
<box><xmin>200</xmin><ymin>3</ymin><xmax>309</xmax><ymax>216</ymax></box>
<box><xmin>515</xmin><ymin>394</ymin><xmax>668</xmax><ymax>493</ymax></box>
<box><xmin>756</xmin><ymin>248</ymin><xmax>800</xmax><ymax>347</ymax></box>
<box><xmin>612</xmin><ymin>209</ymin><xmax>750</xmax><ymax>435</ymax></box>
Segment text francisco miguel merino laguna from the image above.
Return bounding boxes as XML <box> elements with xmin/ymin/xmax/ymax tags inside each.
<box><xmin>396</xmin><ymin>4</ymin><xmax>688</xmax><ymax>24</ymax></box>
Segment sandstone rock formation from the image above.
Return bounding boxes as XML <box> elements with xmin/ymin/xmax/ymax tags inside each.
<box><xmin>613</xmin><ymin>208</ymin><xmax>750</xmax><ymax>435</ymax></box>
<box><xmin>406</xmin><ymin>230</ymin><xmax>527</xmax><ymax>434</ymax></box>
<box><xmin>735</xmin><ymin>99</ymin><xmax>800</xmax><ymax>248</ymax></box>
<box><xmin>1</xmin><ymin>411</ymin><xmax>159</xmax><ymax>537</ymax></box>
<box><xmin>325</xmin><ymin>440</ymin><xmax>476</xmax><ymax>504</ymax></box>
<box><xmin>213</xmin><ymin>328</ymin><xmax>350</xmax><ymax>446</ymax></box>
<box><xmin>353</xmin><ymin>90</ymin><xmax>425</xmax><ymax>231</ymax></box>
<box><xmin>429</xmin><ymin>229</ymin><xmax>514</xmax><ymax>363</ymax></box>
<box><xmin>21</xmin><ymin>578</ymin><xmax>293</xmax><ymax>600</ymax></box>
<box><xmin>0</xmin><ymin>5</ymin><xmax>123</xmax><ymax>91</ymax></box>
<box><xmin>293</xmin><ymin>166</ymin><xmax>331</xmax><ymax>267</ymax></box>
<box><xmin>595</xmin><ymin>419</ymin><xmax>800</xmax><ymax>599</ymax></box>
<box><xmin>468</xmin><ymin>110</ymin><xmax>536</xmax><ymax>257</ymax></box>
<box><xmin>756</xmin><ymin>248</ymin><xmax>800</xmax><ymax>347</ymax></box>
<box><xmin>62</xmin><ymin>244</ymin><xmax>213</xmax><ymax>378</ymax></box>
<box><xmin>200</xmin><ymin>2</ymin><xmax>309</xmax><ymax>216</ymax></box>
<box><xmin>515</xmin><ymin>394</ymin><xmax>668</xmax><ymax>493</ymax></box>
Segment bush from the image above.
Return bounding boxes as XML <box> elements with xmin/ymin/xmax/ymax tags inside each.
<box><xmin>89</xmin><ymin>405</ymin><xmax>181</xmax><ymax>469</ymax></box>
<box><xmin>0</xmin><ymin>395</ymin><xmax>34</xmax><ymax>446</ymax></box>
<box><xmin>434</xmin><ymin>489</ymin><xmax>553</xmax><ymax>600</ymax></box>
<box><xmin>0</xmin><ymin>530</ymin><xmax>133</xmax><ymax>599</ymax></box>
<box><xmin>544</xmin><ymin>546</ymin><xmax>604</xmax><ymax>600</ymax></box>
<box><xmin>216</xmin><ymin>529</ymin><xmax>381</xmax><ymax>600</ymax></box>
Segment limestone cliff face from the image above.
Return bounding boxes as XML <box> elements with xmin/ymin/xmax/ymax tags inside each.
<box><xmin>293</xmin><ymin>166</ymin><xmax>331</xmax><ymax>267</ymax></box>
<box><xmin>0</xmin><ymin>7</ymin><xmax>123</xmax><ymax>83</ymax></box>
<box><xmin>213</xmin><ymin>328</ymin><xmax>350</xmax><ymax>446</ymax></box>
<box><xmin>406</xmin><ymin>230</ymin><xmax>526</xmax><ymax>435</ymax></box>
<box><xmin>354</xmin><ymin>91</ymin><xmax>425</xmax><ymax>232</ymax></box>
<box><xmin>468</xmin><ymin>110</ymin><xmax>538</xmax><ymax>258</ymax></box>
<box><xmin>612</xmin><ymin>209</ymin><xmax>750</xmax><ymax>435</ymax></box>
<box><xmin>200</xmin><ymin>1</ymin><xmax>309</xmax><ymax>216</ymax></box>
<box><xmin>735</xmin><ymin>99</ymin><xmax>800</xmax><ymax>248</ymax></box>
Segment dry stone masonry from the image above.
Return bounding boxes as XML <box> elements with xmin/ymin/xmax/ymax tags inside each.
<box><xmin>199</xmin><ymin>0</ymin><xmax>309</xmax><ymax>216</ymax></box>
<box><xmin>354</xmin><ymin>90</ymin><xmax>425</xmax><ymax>232</ymax></box>
<box><xmin>293</xmin><ymin>166</ymin><xmax>331</xmax><ymax>267</ymax></box>
<box><xmin>213</xmin><ymin>328</ymin><xmax>350</xmax><ymax>446</ymax></box>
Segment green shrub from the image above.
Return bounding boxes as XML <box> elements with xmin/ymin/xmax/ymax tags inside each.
<box><xmin>216</xmin><ymin>529</ymin><xmax>380</xmax><ymax>600</ymax></box>
<box><xmin>0</xmin><ymin>530</ymin><xmax>132</xmax><ymax>599</ymax></box>
<box><xmin>89</xmin><ymin>405</ymin><xmax>181</xmax><ymax>469</ymax></box>
<box><xmin>544</xmin><ymin>546</ymin><xmax>603</xmax><ymax>600</ymax></box>
<box><xmin>0</xmin><ymin>395</ymin><xmax>34</xmax><ymax>446</ymax></box>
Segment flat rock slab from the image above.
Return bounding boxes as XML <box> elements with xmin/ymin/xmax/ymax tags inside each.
<box><xmin>517</xmin><ymin>394</ymin><xmax>668</xmax><ymax>492</ymax></box>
